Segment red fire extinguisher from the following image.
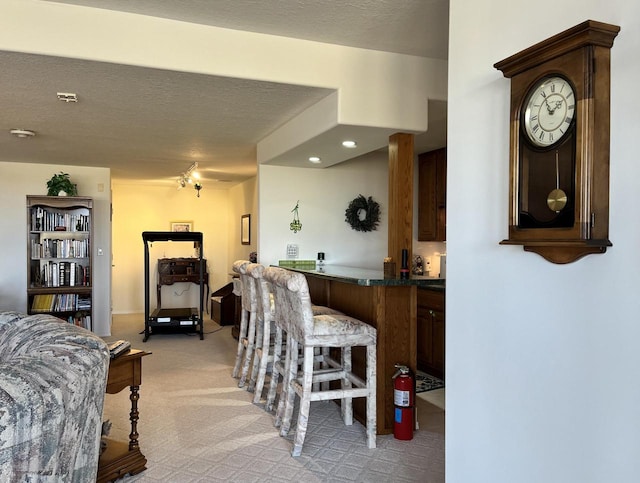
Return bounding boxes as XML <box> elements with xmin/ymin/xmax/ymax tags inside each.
<box><xmin>393</xmin><ymin>363</ymin><xmax>414</xmax><ymax>440</ymax></box>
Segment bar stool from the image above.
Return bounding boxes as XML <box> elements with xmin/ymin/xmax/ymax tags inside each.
<box><xmin>264</xmin><ymin>266</ymin><xmax>377</xmax><ymax>457</ymax></box>
<box><xmin>231</xmin><ymin>260</ymin><xmax>256</xmax><ymax>387</ymax></box>
<box><xmin>245</xmin><ymin>263</ymin><xmax>274</xmax><ymax>402</ymax></box>
<box><xmin>247</xmin><ymin>263</ymin><xmax>344</xmax><ymax>407</ymax></box>
<box><xmin>268</xmin><ymin>301</ymin><xmax>341</xmax><ymax>415</ymax></box>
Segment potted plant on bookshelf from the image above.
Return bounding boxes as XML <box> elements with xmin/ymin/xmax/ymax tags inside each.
<box><xmin>46</xmin><ymin>172</ymin><xmax>78</xmax><ymax>196</ymax></box>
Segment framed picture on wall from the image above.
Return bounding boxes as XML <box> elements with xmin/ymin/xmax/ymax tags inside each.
<box><xmin>241</xmin><ymin>214</ymin><xmax>250</xmax><ymax>245</ymax></box>
<box><xmin>170</xmin><ymin>221</ymin><xmax>193</xmax><ymax>232</ymax></box>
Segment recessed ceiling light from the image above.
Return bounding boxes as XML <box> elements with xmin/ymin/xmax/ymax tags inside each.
<box><xmin>308</xmin><ymin>156</ymin><xmax>321</xmax><ymax>164</ymax></box>
<box><xmin>342</xmin><ymin>140</ymin><xmax>357</xmax><ymax>148</ymax></box>
<box><xmin>9</xmin><ymin>129</ymin><xmax>36</xmax><ymax>138</ymax></box>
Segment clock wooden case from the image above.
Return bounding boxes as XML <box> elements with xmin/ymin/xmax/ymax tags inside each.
<box><xmin>494</xmin><ymin>20</ymin><xmax>619</xmax><ymax>264</ymax></box>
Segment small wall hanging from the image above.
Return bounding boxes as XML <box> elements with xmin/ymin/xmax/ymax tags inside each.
<box><xmin>290</xmin><ymin>200</ymin><xmax>302</xmax><ymax>233</ymax></box>
<box><xmin>345</xmin><ymin>194</ymin><xmax>380</xmax><ymax>232</ymax></box>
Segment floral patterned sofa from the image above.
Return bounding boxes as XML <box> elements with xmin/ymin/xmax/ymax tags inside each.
<box><xmin>0</xmin><ymin>311</ymin><xmax>110</xmax><ymax>482</ymax></box>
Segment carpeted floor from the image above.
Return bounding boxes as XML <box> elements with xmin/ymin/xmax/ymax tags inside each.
<box><xmin>102</xmin><ymin>314</ymin><xmax>444</xmax><ymax>482</ymax></box>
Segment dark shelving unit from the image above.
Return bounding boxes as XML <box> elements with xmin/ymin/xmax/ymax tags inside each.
<box><xmin>142</xmin><ymin>231</ymin><xmax>205</xmax><ymax>341</ymax></box>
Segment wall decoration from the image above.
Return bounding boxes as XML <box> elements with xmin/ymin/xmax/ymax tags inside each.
<box><xmin>494</xmin><ymin>20</ymin><xmax>618</xmax><ymax>263</ymax></box>
<box><xmin>170</xmin><ymin>221</ymin><xmax>193</xmax><ymax>232</ymax></box>
<box><xmin>290</xmin><ymin>201</ymin><xmax>302</xmax><ymax>233</ymax></box>
<box><xmin>345</xmin><ymin>195</ymin><xmax>380</xmax><ymax>232</ymax></box>
<box><xmin>241</xmin><ymin>214</ymin><xmax>251</xmax><ymax>245</ymax></box>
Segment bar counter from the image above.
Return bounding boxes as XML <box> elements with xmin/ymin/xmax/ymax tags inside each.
<box><xmin>283</xmin><ymin>265</ymin><xmax>445</xmax><ymax>434</ymax></box>
<box><xmin>286</xmin><ymin>264</ymin><xmax>445</xmax><ymax>289</ymax></box>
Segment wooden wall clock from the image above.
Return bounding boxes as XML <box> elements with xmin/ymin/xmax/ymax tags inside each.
<box><xmin>494</xmin><ymin>20</ymin><xmax>620</xmax><ymax>264</ymax></box>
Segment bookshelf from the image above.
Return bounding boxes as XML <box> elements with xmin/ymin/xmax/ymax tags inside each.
<box><xmin>27</xmin><ymin>195</ymin><xmax>93</xmax><ymax>330</ymax></box>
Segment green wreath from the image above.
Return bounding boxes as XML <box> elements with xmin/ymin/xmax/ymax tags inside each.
<box><xmin>345</xmin><ymin>195</ymin><xmax>380</xmax><ymax>232</ymax></box>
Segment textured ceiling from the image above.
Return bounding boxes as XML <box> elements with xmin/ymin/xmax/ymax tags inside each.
<box><xmin>1</xmin><ymin>1</ymin><xmax>449</xmax><ymax>185</ymax></box>
<box><xmin>0</xmin><ymin>50</ymin><xmax>332</xmax><ymax>184</ymax></box>
<box><xmin>48</xmin><ymin>0</ymin><xmax>449</xmax><ymax>59</ymax></box>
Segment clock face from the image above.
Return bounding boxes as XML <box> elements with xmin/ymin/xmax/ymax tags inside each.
<box><xmin>518</xmin><ymin>76</ymin><xmax>577</xmax><ymax>229</ymax></box>
<box><xmin>522</xmin><ymin>76</ymin><xmax>576</xmax><ymax>148</ymax></box>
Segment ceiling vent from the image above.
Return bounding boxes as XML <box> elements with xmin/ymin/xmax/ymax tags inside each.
<box><xmin>57</xmin><ymin>92</ymin><xmax>78</xmax><ymax>102</ymax></box>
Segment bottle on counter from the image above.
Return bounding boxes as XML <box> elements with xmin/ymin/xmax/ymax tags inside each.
<box><xmin>400</xmin><ymin>249</ymin><xmax>410</xmax><ymax>279</ymax></box>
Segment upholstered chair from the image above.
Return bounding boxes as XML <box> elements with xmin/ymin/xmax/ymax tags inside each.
<box><xmin>247</xmin><ymin>263</ymin><xmax>344</xmax><ymax>407</ymax></box>
<box><xmin>0</xmin><ymin>311</ymin><xmax>110</xmax><ymax>480</ymax></box>
<box><xmin>231</xmin><ymin>260</ymin><xmax>256</xmax><ymax>387</ymax></box>
<box><xmin>245</xmin><ymin>263</ymin><xmax>275</xmax><ymax>403</ymax></box>
<box><xmin>263</xmin><ymin>266</ymin><xmax>377</xmax><ymax>457</ymax></box>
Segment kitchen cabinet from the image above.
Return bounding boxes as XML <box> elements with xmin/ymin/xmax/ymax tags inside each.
<box><xmin>417</xmin><ymin>288</ymin><xmax>445</xmax><ymax>380</ymax></box>
<box><xmin>418</xmin><ymin>148</ymin><xmax>447</xmax><ymax>241</ymax></box>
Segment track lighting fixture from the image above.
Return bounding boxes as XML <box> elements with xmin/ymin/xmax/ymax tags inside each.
<box><xmin>177</xmin><ymin>162</ymin><xmax>202</xmax><ymax>197</ymax></box>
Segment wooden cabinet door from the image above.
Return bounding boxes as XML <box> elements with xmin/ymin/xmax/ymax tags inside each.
<box><xmin>431</xmin><ymin>308</ymin><xmax>445</xmax><ymax>379</ymax></box>
<box><xmin>417</xmin><ymin>305</ymin><xmax>434</xmax><ymax>369</ymax></box>
<box><xmin>416</xmin><ymin>288</ymin><xmax>445</xmax><ymax>380</ymax></box>
<box><xmin>418</xmin><ymin>148</ymin><xmax>447</xmax><ymax>241</ymax></box>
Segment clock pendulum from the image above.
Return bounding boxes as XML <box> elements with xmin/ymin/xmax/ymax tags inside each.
<box><xmin>547</xmin><ymin>150</ymin><xmax>567</xmax><ymax>213</ymax></box>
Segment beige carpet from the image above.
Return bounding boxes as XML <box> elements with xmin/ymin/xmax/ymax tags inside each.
<box><xmin>417</xmin><ymin>389</ymin><xmax>445</xmax><ymax>411</ymax></box>
<box><xmin>102</xmin><ymin>314</ymin><xmax>444</xmax><ymax>482</ymax></box>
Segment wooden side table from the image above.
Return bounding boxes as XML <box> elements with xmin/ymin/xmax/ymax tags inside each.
<box><xmin>97</xmin><ymin>349</ymin><xmax>151</xmax><ymax>483</ymax></box>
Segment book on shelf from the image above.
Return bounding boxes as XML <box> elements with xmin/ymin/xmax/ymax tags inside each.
<box><xmin>77</xmin><ymin>294</ymin><xmax>91</xmax><ymax>310</ymax></box>
<box><xmin>31</xmin><ymin>294</ymin><xmax>45</xmax><ymax>312</ymax></box>
<box><xmin>51</xmin><ymin>262</ymin><xmax>58</xmax><ymax>287</ymax></box>
<box><xmin>69</xmin><ymin>261</ymin><xmax>76</xmax><ymax>286</ymax></box>
<box><xmin>31</xmin><ymin>208</ymin><xmax>90</xmax><ymax>232</ymax></box>
<box><xmin>32</xmin><ymin>293</ymin><xmax>55</xmax><ymax>312</ymax></box>
<box><xmin>83</xmin><ymin>265</ymin><xmax>90</xmax><ymax>286</ymax></box>
<box><xmin>67</xmin><ymin>312</ymin><xmax>91</xmax><ymax>330</ymax></box>
<box><xmin>37</xmin><ymin>237</ymin><xmax>89</xmax><ymax>259</ymax></box>
<box><xmin>31</xmin><ymin>293</ymin><xmax>90</xmax><ymax>314</ymax></box>
<box><xmin>35</xmin><ymin>262</ymin><xmax>88</xmax><ymax>288</ymax></box>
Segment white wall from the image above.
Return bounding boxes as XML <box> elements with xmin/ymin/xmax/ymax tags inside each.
<box><xmin>0</xmin><ymin>161</ymin><xmax>112</xmax><ymax>335</ymax></box>
<box><xmin>447</xmin><ymin>2</ymin><xmax>640</xmax><ymax>482</ymax></box>
<box><xmin>228</xmin><ymin>177</ymin><xmax>258</xmax><ymax>267</ymax></box>
<box><xmin>259</xmin><ymin>152</ymin><xmax>388</xmax><ymax>268</ymax></box>
<box><xmin>111</xmin><ymin>182</ymin><xmax>231</xmax><ymax>316</ymax></box>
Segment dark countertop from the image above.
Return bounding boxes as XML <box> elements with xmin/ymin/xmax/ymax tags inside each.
<box><xmin>284</xmin><ymin>264</ymin><xmax>445</xmax><ymax>289</ymax></box>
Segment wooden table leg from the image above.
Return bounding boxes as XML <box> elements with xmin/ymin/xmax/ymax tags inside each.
<box><xmin>98</xmin><ymin>350</ymin><xmax>150</xmax><ymax>482</ymax></box>
<box><xmin>129</xmin><ymin>385</ymin><xmax>140</xmax><ymax>450</ymax></box>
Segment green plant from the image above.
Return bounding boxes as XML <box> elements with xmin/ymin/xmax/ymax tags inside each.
<box><xmin>46</xmin><ymin>172</ymin><xmax>78</xmax><ymax>196</ymax></box>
